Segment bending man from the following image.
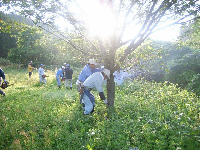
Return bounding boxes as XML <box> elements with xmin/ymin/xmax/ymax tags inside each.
<box><xmin>76</xmin><ymin>59</ymin><xmax>101</xmax><ymax>105</ymax></box>
<box><xmin>80</xmin><ymin>69</ymin><xmax>110</xmax><ymax>115</ymax></box>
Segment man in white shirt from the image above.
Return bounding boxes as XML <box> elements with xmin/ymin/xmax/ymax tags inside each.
<box><xmin>38</xmin><ymin>64</ymin><xmax>47</xmax><ymax>84</ymax></box>
<box><xmin>80</xmin><ymin>69</ymin><xmax>110</xmax><ymax>115</ymax></box>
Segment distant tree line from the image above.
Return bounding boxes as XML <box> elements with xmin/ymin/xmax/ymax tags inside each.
<box><xmin>0</xmin><ymin>11</ymin><xmax>83</xmax><ymax>68</ymax></box>
<box><xmin>132</xmin><ymin>22</ymin><xmax>200</xmax><ymax>96</ymax></box>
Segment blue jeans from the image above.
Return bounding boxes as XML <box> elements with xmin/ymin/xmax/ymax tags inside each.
<box><xmin>83</xmin><ymin>89</ymin><xmax>95</xmax><ymax>114</ymax></box>
<box><xmin>56</xmin><ymin>76</ymin><xmax>61</xmax><ymax>86</ymax></box>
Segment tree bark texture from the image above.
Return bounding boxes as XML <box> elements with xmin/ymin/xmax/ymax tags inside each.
<box><xmin>107</xmin><ymin>71</ymin><xmax>115</xmax><ymax>107</ymax></box>
<box><xmin>105</xmin><ymin>45</ymin><xmax>116</xmax><ymax>107</ymax></box>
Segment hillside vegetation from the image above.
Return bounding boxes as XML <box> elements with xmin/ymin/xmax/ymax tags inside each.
<box><xmin>0</xmin><ymin>67</ymin><xmax>199</xmax><ymax>150</ymax></box>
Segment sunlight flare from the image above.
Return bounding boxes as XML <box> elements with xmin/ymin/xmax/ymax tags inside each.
<box><xmin>80</xmin><ymin>0</ymin><xmax>115</xmax><ymax>38</ymax></box>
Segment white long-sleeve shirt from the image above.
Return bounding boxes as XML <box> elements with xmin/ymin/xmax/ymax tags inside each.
<box><xmin>83</xmin><ymin>72</ymin><xmax>104</xmax><ymax>92</ymax></box>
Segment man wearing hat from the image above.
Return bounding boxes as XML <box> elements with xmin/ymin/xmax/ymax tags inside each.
<box><xmin>78</xmin><ymin>59</ymin><xmax>101</xmax><ymax>83</ymax></box>
<box><xmin>38</xmin><ymin>64</ymin><xmax>47</xmax><ymax>84</ymax></box>
<box><xmin>76</xmin><ymin>59</ymin><xmax>101</xmax><ymax>101</ymax></box>
<box><xmin>79</xmin><ymin>69</ymin><xmax>110</xmax><ymax>115</ymax></box>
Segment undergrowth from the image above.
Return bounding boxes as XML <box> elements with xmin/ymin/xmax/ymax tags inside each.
<box><xmin>0</xmin><ymin>68</ymin><xmax>199</xmax><ymax>150</ymax></box>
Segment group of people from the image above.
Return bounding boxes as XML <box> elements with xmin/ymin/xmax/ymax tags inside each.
<box><xmin>27</xmin><ymin>61</ymin><xmax>74</xmax><ymax>89</ymax></box>
<box><xmin>1</xmin><ymin>59</ymin><xmax>111</xmax><ymax>115</ymax></box>
<box><xmin>28</xmin><ymin>62</ymin><xmax>47</xmax><ymax>84</ymax></box>
<box><xmin>27</xmin><ymin>58</ymin><xmax>110</xmax><ymax>115</ymax></box>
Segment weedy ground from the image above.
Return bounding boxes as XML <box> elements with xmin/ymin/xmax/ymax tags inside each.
<box><xmin>0</xmin><ymin>67</ymin><xmax>199</xmax><ymax>150</ymax></box>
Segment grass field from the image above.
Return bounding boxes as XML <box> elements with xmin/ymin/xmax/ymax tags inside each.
<box><xmin>0</xmin><ymin>67</ymin><xmax>199</xmax><ymax>150</ymax></box>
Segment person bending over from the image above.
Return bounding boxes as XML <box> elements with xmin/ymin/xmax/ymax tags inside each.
<box><xmin>80</xmin><ymin>69</ymin><xmax>110</xmax><ymax>115</ymax></box>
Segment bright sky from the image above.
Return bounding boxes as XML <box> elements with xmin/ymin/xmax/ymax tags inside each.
<box><xmin>150</xmin><ymin>25</ymin><xmax>180</xmax><ymax>42</ymax></box>
<box><xmin>56</xmin><ymin>0</ymin><xmax>180</xmax><ymax>42</ymax></box>
<box><xmin>56</xmin><ymin>17</ymin><xmax>180</xmax><ymax>42</ymax></box>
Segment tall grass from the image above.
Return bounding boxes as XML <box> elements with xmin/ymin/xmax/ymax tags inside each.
<box><xmin>0</xmin><ymin>68</ymin><xmax>199</xmax><ymax>150</ymax></box>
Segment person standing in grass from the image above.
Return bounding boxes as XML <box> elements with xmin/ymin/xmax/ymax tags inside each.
<box><xmin>65</xmin><ymin>64</ymin><xmax>73</xmax><ymax>89</ymax></box>
<box><xmin>79</xmin><ymin>69</ymin><xmax>110</xmax><ymax>115</ymax></box>
<box><xmin>56</xmin><ymin>66</ymin><xmax>65</xmax><ymax>88</ymax></box>
<box><xmin>28</xmin><ymin>61</ymin><xmax>34</xmax><ymax>78</ymax></box>
<box><xmin>38</xmin><ymin>64</ymin><xmax>47</xmax><ymax>84</ymax></box>
<box><xmin>0</xmin><ymin>68</ymin><xmax>9</xmax><ymax>96</ymax></box>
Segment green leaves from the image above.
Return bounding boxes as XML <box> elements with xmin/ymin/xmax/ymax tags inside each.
<box><xmin>179</xmin><ymin>19</ymin><xmax>200</xmax><ymax>49</ymax></box>
<box><xmin>115</xmin><ymin>79</ymin><xmax>199</xmax><ymax>149</ymax></box>
<box><xmin>0</xmin><ymin>68</ymin><xmax>199</xmax><ymax>149</ymax></box>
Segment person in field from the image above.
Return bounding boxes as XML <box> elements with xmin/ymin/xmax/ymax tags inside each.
<box><xmin>0</xmin><ymin>68</ymin><xmax>9</xmax><ymax>96</ymax></box>
<box><xmin>38</xmin><ymin>64</ymin><xmax>47</xmax><ymax>84</ymax></box>
<box><xmin>65</xmin><ymin>64</ymin><xmax>73</xmax><ymax>89</ymax></box>
<box><xmin>79</xmin><ymin>69</ymin><xmax>110</xmax><ymax>115</ymax></box>
<box><xmin>56</xmin><ymin>66</ymin><xmax>65</xmax><ymax>88</ymax></box>
<box><xmin>28</xmin><ymin>61</ymin><xmax>34</xmax><ymax>78</ymax></box>
<box><xmin>76</xmin><ymin>59</ymin><xmax>101</xmax><ymax>105</ymax></box>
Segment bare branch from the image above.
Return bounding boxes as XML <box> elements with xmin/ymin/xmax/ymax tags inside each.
<box><xmin>119</xmin><ymin>2</ymin><xmax>135</xmax><ymax>39</ymax></box>
<box><xmin>152</xmin><ymin>11</ymin><xmax>199</xmax><ymax>34</ymax></box>
<box><xmin>55</xmin><ymin>1</ymin><xmax>100</xmax><ymax>52</ymax></box>
<box><xmin>119</xmin><ymin>1</ymin><xmax>173</xmax><ymax>63</ymax></box>
<box><xmin>34</xmin><ymin>22</ymin><xmax>89</xmax><ymax>55</ymax></box>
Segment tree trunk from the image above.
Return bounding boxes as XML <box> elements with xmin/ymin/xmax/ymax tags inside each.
<box><xmin>107</xmin><ymin>71</ymin><xmax>115</xmax><ymax>106</ymax></box>
<box><xmin>105</xmin><ymin>46</ymin><xmax>116</xmax><ymax>107</ymax></box>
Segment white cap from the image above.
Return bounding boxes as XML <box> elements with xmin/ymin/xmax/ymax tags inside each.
<box><xmin>61</xmin><ymin>66</ymin><xmax>65</xmax><ymax>69</ymax></box>
<box><xmin>103</xmin><ymin>69</ymin><xmax>110</xmax><ymax>79</ymax></box>
<box><xmin>88</xmin><ymin>59</ymin><xmax>96</xmax><ymax>65</ymax></box>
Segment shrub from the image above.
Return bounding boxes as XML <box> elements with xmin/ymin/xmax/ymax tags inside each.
<box><xmin>0</xmin><ymin>57</ymin><xmax>13</xmax><ymax>66</ymax></box>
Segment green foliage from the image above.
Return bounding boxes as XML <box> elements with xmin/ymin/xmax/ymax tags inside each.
<box><xmin>123</xmin><ymin>40</ymin><xmax>192</xmax><ymax>82</ymax></box>
<box><xmin>0</xmin><ymin>68</ymin><xmax>199</xmax><ymax>149</ymax></box>
<box><xmin>0</xmin><ymin>13</ymin><xmax>46</xmax><ymax>65</ymax></box>
<box><xmin>0</xmin><ymin>57</ymin><xmax>13</xmax><ymax>66</ymax></box>
<box><xmin>0</xmin><ymin>12</ymin><xmax>83</xmax><ymax>67</ymax></box>
<box><xmin>0</xmin><ymin>12</ymin><xmax>18</xmax><ymax>58</ymax></box>
<box><xmin>186</xmin><ymin>74</ymin><xmax>200</xmax><ymax>95</ymax></box>
<box><xmin>118</xmin><ymin>79</ymin><xmax>200</xmax><ymax>149</ymax></box>
<box><xmin>164</xmin><ymin>51</ymin><xmax>200</xmax><ymax>95</ymax></box>
<box><xmin>178</xmin><ymin>19</ymin><xmax>200</xmax><ymax>49</ymax></box>
<box><xmin>123</xmin><ymin>40</ymin><xmax>163</xmax><ymax>68</ymax></box>
<box><xmin>127</xmin><ymin>39</ymin><xmax>200</xmax><ymax>97</ymax></box>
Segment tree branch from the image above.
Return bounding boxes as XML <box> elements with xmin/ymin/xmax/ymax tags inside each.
<box><xmin>35</xmin><ymin>22</ymin><xmax>89</xmax><ymax>55</ymax></box>
<box><xmin>119</xmin><ymin>2</ymin><xmax>135</xmax><ymax>40</ymax></box>
<box><xmin>119</xmin><ymin>1</ymin><xmax>173</xmax><ymax>63</ymax></box>
<box><xmin>152</xmin><ymin>11</ymin><xmax>199</xmax><ymax>34</ymax></box>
